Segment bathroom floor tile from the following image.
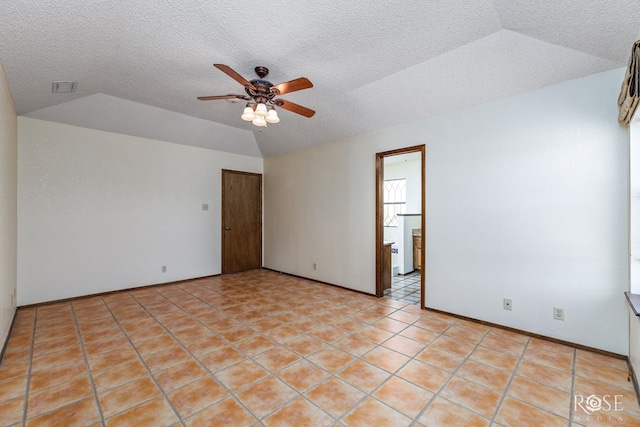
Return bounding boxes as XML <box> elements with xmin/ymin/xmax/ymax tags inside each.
<box><xmin>277</xmin><ymin>360</ymin><xmax>330</xmax><ymax>392</ymax></box>
<box><xmin>263</xmin><ymin>396</ymin><xmax>334</xmax><ymax>427</ymax></box>
<box><xmin>456</xmin><ymin>359</ymin><xmax>511</xmax><ymax>392</ymax></box>
<box><xmin>373</xmin><ymin>376</ymin><xmax>433</xmax><ymax>417</ymax></box>
<box><xmin>198</xmin><ymin>346</ymin><xmax>245</xmax><ymax>372</ymax></box>
<box><xmin>516</xmin><ymin>359</ymin><xmax>573</xmax><ymax>392</ymax></box>
<box><xmin>1</xmin><ymin>269</ymin><xmax>636</xmax><ymax>426</ymax></box>
<box><xmin>97</xmin><ymin>376</ymin><xmax>160</xmax><ymax>419</ymax></box>
<box><xmin>29</xmin><ymin>361</ymin><xmax>87</xmax><ymax>393</ymax></box>
<box><xmin>0</xmin><ymin>397</ymin><xmax>26</xmax><ymax>426</ymax></box>
<box><xmin>418</xmin><ymin>397</ymin><xmax>489</xmax><ymax>427</ymax></box>
<box><xmin>495</xmin><ymin>397</ymin><xmax>567</xmax><ymax>427</ymax></box>
<box><xmin>184</xmin><ymin>397</ymin><xmax>256</xmax><ymax>427</ymax></box>
<box><xmin>26</xmin><ymin>397</ymin><xmax>100</xmax><ymax>427</ymax></box>
<box><xmin>307</xmin><ymin>347</ymin><xmax>355</xmax><ymax>373</ymax></box>
<box><xmin>167</xmin><ymin>376</ymin><xmax>228</xmax><ymax>418</ymax></box>
<box><xmin>284</xmin><ymin>334</ymin><xmax>326</xmax><ymax>356</ymax></box>
<box><xmin>104</xmin><ymin>396</ymin><xmax>178</xmax><ymax>426</ymax></box>
<box><xmin>26</xmin><ymin>376</ymin><xmax>93</xmax><ymax>419</ymax></box>
<box><xmin>440</xmin><ymin>376</ymin><xmax>502</xmax><ymax>419</ymax></box>
<box><xmin>415</xmin><ymin>346</ymin><xmax>465</xmax><ymax>372</ymax></box>
<box><xmin>236</xmin><ymin>376</ymin><xmax>298</xmax><ymax>419</ymax></box>
<box><xmin>397</xmin><ymin>359</ymin><xmax>451</xmax><ymax>392</ymax></box>
<box><xmin>507</xmin><ymin>376</ymin><xmax>571</xmax><ymax>418</ymax></box>
<box><xmin>337</xmin><ymin>360</ymin><xmax>390</xmax><ymax>392</ymax></box>
<box><xmin>215</xmin><ymin>360</ymin><xmax>269</xmax><ymax>392</ymax></box>
<box><xmin>333</xmin><ymin>334</ymin><xmax>377</xmax><ymax>357</ymax></box>
<box><xmin>253</xmin><ymin>347</ymin><xmax>300</xmax><ymax>372</ymax></box>
<box><xmin>305</xmin><ymin>377</ymin><xmax>365</xmax><ymax>418</ymax></box>
<box><xmin>153</xmin><ymin>359</ymin><xmax>208</xmax><ymax>392</ymax></box>
<box><xmin>362</xmin><ymin>346</ymin><xmax>410</xmax><ymax>373</ymax></box>
<box><xmin>234</xmin><ymin>334</ymin><xmax>277</xmax><ymax>357</ymax></box>
<box><xmin>470</xmin><ymin>347</ymin><xmax>519</xmax><ymax>372</ymax></box>
<box><xmin>342</xmin><ymin>396</ymin><xmax>412</xmax><ymax>426</ymax></box>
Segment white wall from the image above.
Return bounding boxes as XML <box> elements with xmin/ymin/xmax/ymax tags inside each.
<box><xmin>630</xmin><ymin>123</ymin><xmax>640</xmax><ymax>293</ymax></box>
<box><xmin>0</xmin><ymin>62</ymin><xmax>17</xmax><ymax>347</ymax></box>
<box><xmin>384</xmin><ymin>157</ymin><xmax>422</xmax><ymax>213</ymax></box>
<box><xmin>265</xmin><ymin>68</ymin><xmax>629</xmax><ymax>354</ymax></box>
<box><xmin>628</xmin><ymin>121</ymin><xmax>640</xmax><ymax>384</ymax></box>
<box><xmin>18</xmin><ymin>118</ymin><xmax>262</xmax><ymax>305</ymax></box>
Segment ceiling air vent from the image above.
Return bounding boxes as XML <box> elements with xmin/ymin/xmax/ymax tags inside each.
<box><xmin>52</xmin><ymin>81</ymin><xmax>77</xmax><ymax>93</ymax></box>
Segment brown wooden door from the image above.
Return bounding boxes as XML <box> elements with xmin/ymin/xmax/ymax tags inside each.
<box><xmin>222</xmin><ymin>170</ymin><xmax>262</xmax><ymax>273</ymax></box>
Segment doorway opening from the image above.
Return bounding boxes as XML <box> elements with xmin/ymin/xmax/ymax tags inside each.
<box><xmin>375</xmin><ymin>145</ymin><xmax>425</xmax><ymax>308</ymax></box>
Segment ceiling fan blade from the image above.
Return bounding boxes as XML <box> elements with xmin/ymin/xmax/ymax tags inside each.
<box><xmin>214</xmin><ymin>64</ymin><xmax>255</xmax><ymax>89</ymax></box>
<box><xmin>274</xmin><ymin>99</ymin><xmax>315</xmax><ymax>118</ymax></box>
<box><xmin>270</xmin><ymin>77</ymin><xmax>313</xmax><ymax>95</ymax></box>
<box><xmin>197</xmin><ymin>94</ymin><xmax>248</xmax><ymax>101</ymax></box>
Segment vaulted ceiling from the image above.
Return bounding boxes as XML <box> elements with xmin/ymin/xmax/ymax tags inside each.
<box><xmin>1</xmin><ymin>1</ymin><xmax>638</xmax><ymax>157</ymax></box>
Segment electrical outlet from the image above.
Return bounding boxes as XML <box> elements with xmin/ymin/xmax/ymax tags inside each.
<box><xmin>161</xmin><ymin>265</ymin><xmax>167</xmax><ymax>273</ymax></box>
<box><xmin>554</xmin><ymin>307</ymin><xmax>565</xmax><ymax>321</ymax></box>
<box><xmin>202</xmin><ymin>203</ymin><xmax>209</xmax><ymax>211</ymax></box>
<box><xmin>503</xmin><ymin>298</ymin><xmax>512</xmax><ymax>311</ymax></box>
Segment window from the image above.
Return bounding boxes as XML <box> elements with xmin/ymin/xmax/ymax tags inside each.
<box><xmin>383</xmin><ymin>178</ymin><xmax>406</xmax><ymax>227</ymax></box>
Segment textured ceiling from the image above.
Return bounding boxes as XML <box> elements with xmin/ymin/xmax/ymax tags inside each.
<box><xmin>0</xmin><ymin>1</ymin><xmax>638</xmax><ymax>157</ymax></box>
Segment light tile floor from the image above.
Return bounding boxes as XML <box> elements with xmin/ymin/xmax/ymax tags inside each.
<box><xmin>1</xmin><ymin>269</ymin><xmax>639</xmax><ymax>426</ymax></box>
<box><xmin>384</xmin><ymin>271</ymin><xmax>421</xmax><ymax>304</ymax></box>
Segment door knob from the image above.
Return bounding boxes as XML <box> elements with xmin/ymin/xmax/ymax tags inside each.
<box><xmin>225</xmin><ymin>226</ymin><xmax>231</xmax><ymax>230</ymax></box>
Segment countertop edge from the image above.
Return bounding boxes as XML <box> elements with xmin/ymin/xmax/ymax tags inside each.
<box><xmin>625</xmin><ymin>292</ymin><xmax>640</xmax><ymax>317</ymax></box>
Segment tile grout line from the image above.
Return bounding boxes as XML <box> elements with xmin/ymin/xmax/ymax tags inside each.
<box><xmin>355</xmin><ymin>306</ymin><xmax>463</xmax><ymax>421</ymax></box>
<box><xmin>488</xmin><ymin>334</ymin><xmax>532</xmax><ymax>426</ymax></box>
<box><xmin>405</xmin><ymin>317</ymin><xmax>569</xmax><ymax>424</ymax></box>
<box><xmin>498</xmin><ymin>340</ymin><xmax>586</xmax><ymax>423</ymax></box>
<box><xmin>214</xmin><ymin>278</ymin><xmax>388</xmax><ymax>424</ymax></box>
<box><xmin>215</xmin><ymin>284</ymin><xmax>389</xmax><ymax>424</ymax></box>
<box><xmin>345</xmin><ymin>313</ymin><xmax>440</xmax><ymax>424</ymax></box>
<box><xmin>7</xmin><ymin>272</ymin><xmax>637</xmax><ymax>426</ymax></box>
<box><xmin>173</xmin><ymin>294</ymin><xmax>303</xmax><ymax>425</ymax></box>
<box><xmin>258</xmin><ymin>307</ymin><xmax>407</xmax><ymax>423</ymax></box>
<box><xmin>70</xmin><ymin>302</ymin><xmax>107</xmax><ymax>427</ymax></box>
<box><xmin>11</xmin><ymin>293</ymin><xmax>387</xmax><ymax>425</ymax></box>
<box><xmin>129</xmin><ymin>284</ymin><xmax>276</xmax><ymax>424</ymax></box>
<box><xmin>188</xmin><ymin>282</ymin><xmax>409</xmax><ymax>423</ymax></box>
<box><xmin>324</xmin><ymin>308</ymin><xmax>456</xmax><ymax>424</ymax></box>
<box><xmin>100</xmin><ymin>292</ymin><xmax>187</xmax><ymax>425</ymax></box>
<box><xmin>171</xmin><ymin>277</ymin><xmax>417</xmax><ymax>424</ymax></box>
<box><xmin>410</xmin><ymin>317</ymin><xmax>494</xmax><ymax>424</ymax></box>
<box><xmin>20</xmin><ymin>309</ymin><xmax>37</xmax><ymax>427</ymax></box>
<box><xmin>569</xmin><ymin>346</ymin><xmax>578</xmax><ymax>424</ymax></box>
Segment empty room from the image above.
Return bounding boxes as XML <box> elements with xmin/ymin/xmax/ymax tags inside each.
<box><xmin>2</xmin><ymin>1</ymin><xmax>640</xmax><ymax>426</ymax></box>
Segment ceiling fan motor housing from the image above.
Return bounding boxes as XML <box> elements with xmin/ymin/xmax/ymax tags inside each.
<box><xmin>246</xmin><ymin>78</ymin><xmax>277</xmax><ymax>103</ymax></box>
<box><xmin>254</xmin><ymin>66</ymin><xmax>269</xmax><ymax>78</ymax></box>
<box><xmin>199</xmin><ymin>63</ymin><xmax>315</xmax><ymax>118</ymax></box>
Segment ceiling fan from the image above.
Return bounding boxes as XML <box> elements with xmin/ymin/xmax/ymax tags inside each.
<box><xmin>198</xmin><ymin>64</ymin><xmax>315</xmax><ymax>127</ymax></box>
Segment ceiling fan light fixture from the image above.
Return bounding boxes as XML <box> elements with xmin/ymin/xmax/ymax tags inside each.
<box><xmin>265</xmin><ymin>108</ymin><xmax>280</xmax><ymax>124</ymax></box>
<box><xmin>241</xmin><ymin>105</ymin><xmax>255</xmax><ymax>121</ymax></box>
<box><xmin>199</xmin><ymin>64</ymin><xmax>315</xmax><ymax>126</ymax></box>
<box><xmin>254</xmin><ymin>103</ymin><xmax>268</xmax><ymax>117</ymax></box>
<box><xmin>252</xmin><ymin>115</ymin><xmax>267</xmax><ymax>127</ymax></box>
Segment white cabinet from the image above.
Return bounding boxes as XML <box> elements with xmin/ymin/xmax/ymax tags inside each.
<box><xmin>397</xmin><ymin>214</ymin><xmax>421</xmax><ymax>274</ymax></box>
